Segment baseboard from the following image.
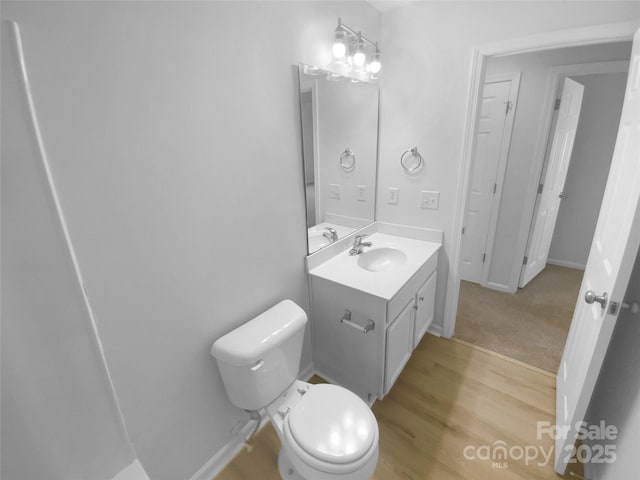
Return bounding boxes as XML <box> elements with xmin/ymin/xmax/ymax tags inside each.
<box><xmin>485</xmin><ymin>281</ymin><xmax>516</xmax><ymax>294</ymax></box>
<box><xmin>112</xmin><ymin>459</ymin><xmax>149</xmax><ymax>480</ymax></box>
<box><xmin>427</xmin><ymin>323</ymin><xmax>443</xmax><ymax>337</ymax></box>
<box><xmin>547</xmin><ymin>258</ymin><xmax>586</xmax><ymax>270</ymax></box>
<box><xmin>189</xmin><ymin>428</ymin><xmax>249</xmax><ymax>480</ymax></box>
<box><xmin>298</xmin><ymin>362</ymin><xmax>315</xmax><ymax>382</ymax></box>
<box><xmin>189</xmin><ymin>362</ymin><xmax>315</xmax><ymax>480</ymax></box>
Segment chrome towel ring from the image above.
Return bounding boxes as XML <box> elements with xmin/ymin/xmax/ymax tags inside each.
<box><xmin>401</xmin><ymin>147</ymin><xmax>423</xmax><ymax>173</ymax></box>
<box><xmin>340</xmin><ymin>148</ymin><xmax>356</xmax><ymax>171</ymax></box>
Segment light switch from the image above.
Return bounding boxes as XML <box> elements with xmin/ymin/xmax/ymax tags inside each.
<box><xmin>420</xmin><ymin>191</ymin><xmax>439</xmax><ymax>209</ymax></box>
<box><xmin>356</xmin><ymin>185</ymin><xmax>367</xmax><ymax>202</ymax></box>
<box><xmin>329</xmin><ymin>184</ymin><xmax>341</xmax><ymax>199</ymax></box>
<box><xmin>388</xmin><ymin>187</ymin><xmax>399</xmax><ymax>205</ymax></box>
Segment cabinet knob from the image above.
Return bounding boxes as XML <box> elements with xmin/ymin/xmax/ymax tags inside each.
<box><xmin>419</xmin><ymin>296</ymin><xmax>425</xmax><ymax>302</ymax></box>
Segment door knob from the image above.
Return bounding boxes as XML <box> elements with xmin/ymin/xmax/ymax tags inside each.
<box><xmin>559</xmin><ymin>192</ymin><xmax>568</xmax><ymax>199</ymax></box>
<box><xmin>585</xmin><ymin>290</ymin><xmax>608</xmax><ymax>308</ymax></box>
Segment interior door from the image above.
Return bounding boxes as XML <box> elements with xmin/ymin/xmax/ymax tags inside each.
<box><xmin>460</xmin><ymin>80</ymin><xmax>513</xmax><ymax>283</ymax></box>
<box><xmin>555</xmin><ymin>29</ymin><xmax>640</xmax><ymax>474</ymax></box>
<box><xmin>520</xmin><ymin>78</ymin><xmax>584</xmax><ymax>287</ymax></box>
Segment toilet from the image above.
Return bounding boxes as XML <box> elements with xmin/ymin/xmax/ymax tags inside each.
<box><xmin>211</xmin><ymin>299</ymin><xmax>379</xmax><ymax>480</ymax></box>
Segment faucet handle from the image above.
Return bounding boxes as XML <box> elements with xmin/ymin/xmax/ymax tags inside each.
<box><xmin>323</xmin><ymin>227</ymin><xmax>338</xmax><ymax>242</ymax></box>
<box><xmin>353</xmin><ymin>234</ymin><xmax>368</xmax><ymax>246</ymax></box>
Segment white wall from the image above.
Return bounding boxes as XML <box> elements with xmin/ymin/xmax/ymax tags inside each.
<box><xmin>1</xmin><ymin>21</ymin><xmax>137</xmax><ymax>480</ymax></box>
<box><xmin>0</xmin><ymin>2</ymin><xmax>380</xmax><ymax>479</ymax></box>
<box><xmin>484</xmin><ymin>43</ymin><xmax>631</xmax><ymax>287</ymax></box>
<box><xmin>377</xmin><ymin>1</ymin><xmax>640</xmax><ymax>332</ymax></box>
<box><xmin>585</xmin><ymin>246</ymin><xmax>640</xmax><ymax>480</ymax></box>
<box><xmin>548</xmin><ymin>72</ymin><xmax>628</xmax><ymax>269</ymax></box>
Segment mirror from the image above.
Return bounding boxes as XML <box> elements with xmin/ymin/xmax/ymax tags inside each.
<box><xmin>298</xmin><ymin>64</ymin><xmax>380</xmax><ymax>254</ymax></box>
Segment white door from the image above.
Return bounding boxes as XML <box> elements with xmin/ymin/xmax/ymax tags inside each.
<box><xmin>520</xmin><ymin>78</ymin><xmax>584</xmax><ymax>287</ymax></box>
<box><xmin>555</xmin><ymin>29</ymin><xmax>640</xmax><ymax>474</ymax></box>
<box><xmin>461</xmin><ymin>79</ymin><xmax>516</xmax><ymax>283</ymax></box>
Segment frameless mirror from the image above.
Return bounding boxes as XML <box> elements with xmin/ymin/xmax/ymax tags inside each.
<box><xmin>298</xmin><ymin>64</ymin><xmax>379</xmax><ymax>254</ymax></box>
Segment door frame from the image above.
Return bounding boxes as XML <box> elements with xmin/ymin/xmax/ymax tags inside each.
<box><xmin>444</xmin><ymin>20</ymin><xmax>640</xmax><ymax>338</ymax></box>
<box><xmin>472</xmin><ymin>72</ymin><xmax>521</xmax><ymax>288</ymax></box>
<box><xmin>518</xmin><ymin>60</ymin><xmax>630</xmax><ymax>286</ymax></box>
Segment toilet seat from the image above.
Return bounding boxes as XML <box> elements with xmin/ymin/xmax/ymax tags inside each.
<box><xmin>282</xmin><ymin>384</ymin><xmax>379</xmax><ymax>475</ymax></box>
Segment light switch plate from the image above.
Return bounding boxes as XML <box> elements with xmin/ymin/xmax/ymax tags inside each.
<box><xmin>388</xmin><ymin>187</ymin><xmax>399</xmax><ymax>205</ymax></box>
<box><xmin>329</xmin><ymin>184</ymin><xmax>341</xmax><ymax>199</ymax></box>
<box><xmin>420</xmin><ymin>190</ymin><xmax>439</xmax><ymax>209</ymax></box>
<box><xmin>357</xmin><ymin>185</ymin><xmax>367</xmax><ymax>202</ymax></box>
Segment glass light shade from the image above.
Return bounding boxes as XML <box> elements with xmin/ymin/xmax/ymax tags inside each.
<box><xmin>369</xmin><ymin>57</ymin><xmax>381</xmax><ymax>74</ymax></box>
<box><xmin>332</xmin><ymin>31</ymin><xmax>347</xmax><ymax>59</ymax></box>
<box><xmin>353</xmin><ymin>36</ymin><xmax>366</xmax><ymax>67</ymax></box>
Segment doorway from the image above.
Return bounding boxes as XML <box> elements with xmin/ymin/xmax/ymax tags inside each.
<box><xmin>454</xmin><ymin>42</ymin><xmax>631</xmax><ymax>372</ymax></box>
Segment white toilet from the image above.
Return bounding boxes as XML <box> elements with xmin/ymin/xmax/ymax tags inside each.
<box><xmin>211</xmin><ymin>299</ymin><xmax>379</xmax><ymax>480</ymax></box>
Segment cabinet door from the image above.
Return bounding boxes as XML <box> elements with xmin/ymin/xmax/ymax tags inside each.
<box><xmin>413</xmin><ymin>271</ymin><xmax>437</xmax><ymax>349</ymax></box>
<box><xmin>384</xmin><ymin>300</ymin><xmax>414</xmax><ymax>395</ymax></box>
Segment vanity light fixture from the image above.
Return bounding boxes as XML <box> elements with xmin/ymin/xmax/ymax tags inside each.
<box><xmin>330</xmin><ymin>18</ymin><xmax>381</xmax><ymax>80</ymax></box>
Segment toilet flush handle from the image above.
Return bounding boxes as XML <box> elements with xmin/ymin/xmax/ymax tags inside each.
<box><xmin>250</xmin><ymin>359</ymin><xmax>264</xmax><ymax>371</ymax></box>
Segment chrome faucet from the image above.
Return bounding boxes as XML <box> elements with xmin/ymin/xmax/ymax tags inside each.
<box><xmin>323</xmin><ymin>227</ymin><xmax>338</xmax><ymax>242</ymax></box>
<box><xmin>348</xmin><ymin>234</ymin><xmax>372</xmax><ymax>256</ymax></box>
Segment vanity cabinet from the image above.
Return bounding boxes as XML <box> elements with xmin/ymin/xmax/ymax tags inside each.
<box><xmin>414</xmin><ymin>272</ymin><xmax>437</xmax><ymax>348</ymax></box>
<box><xmin>310</xmin><ymin>252</ymin><xmax>438</xmax><ymax>402</ymax></box>
<box><xmin>384</xmin><ymin>300</ymin><xmax>414</xmax><ymax>394</ymax></box>
<box><xmin>384</xmin><ymin>269</ymin><xmax>437</xmax><ymax>394</ymax></box>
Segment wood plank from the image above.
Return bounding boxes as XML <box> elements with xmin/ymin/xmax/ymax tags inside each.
<box><xmin>216</xmin><ymin>335</ymin><xmax>583</xmax><ymax>479</ymax></box>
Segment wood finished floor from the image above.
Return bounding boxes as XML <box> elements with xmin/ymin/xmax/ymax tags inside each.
<box><xmin>216</xmin><ymin>335</ymin><xmax>583</xmax><ymax>480</ymax></box>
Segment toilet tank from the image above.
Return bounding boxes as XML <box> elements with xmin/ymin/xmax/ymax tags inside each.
<box><xmin>211</xmin><ymin>299</ymin><xmax>307</xmax><ymax>411</ymax></box>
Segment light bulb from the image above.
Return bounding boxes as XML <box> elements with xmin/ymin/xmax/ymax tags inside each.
<box><xmin>333</xmin><ymin>30</ymin><xmax>347</xmax><ymax>59</ymax></box>
<box><xmin>353</xmin><ymin>34</ymin><xmax>366</xmax><ymax>67</ymax></box>
<box><xmin>370</xmin><ymin>50</ymin><xmax>381</xmax><ymax>74</ymax></box>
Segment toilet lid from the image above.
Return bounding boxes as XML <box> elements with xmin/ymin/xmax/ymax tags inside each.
<box><xmin>286</xmin><ymin>384</ymin><xmax>376</xmax><ymax>465</ymax></box>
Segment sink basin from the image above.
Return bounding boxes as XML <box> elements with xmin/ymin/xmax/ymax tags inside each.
<box><xmin>357</xmin><ymin>247</ymin><xmax>407</xmax><ymax>272</ymax></box>
<box><xmin>309</xmin><ymin>233</ymin><xmax>331</xmax><ymax>252</ymax></box>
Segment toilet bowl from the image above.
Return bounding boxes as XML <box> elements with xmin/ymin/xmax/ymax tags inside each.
<box><xmin>268</xmin><ymin>381</ymin><xmax>378</xmax><ymax>480</ymax></box>
<box><xmin>211</xmin><ymin>299</ymin><xmax>379</xmax><ymax>479</ymax></box>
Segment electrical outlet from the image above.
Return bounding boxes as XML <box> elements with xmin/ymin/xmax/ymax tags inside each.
<box><xmin>356</xmin><ymin>185</ymin><xmax>367</xmax><ymax>202</ymax></box>
<box><xmin>420</xmin><ymin>191</ymin><xmax>439</xmax><ymax>209</ymax></box>
<box><xmin>329</xmin><ymin>184</ymin><xmax>341</xmax><ymax>199</ymax></box>
<box><xmin>388</xmin><ymin>187</ymin><xmax>399</xmax><ymax>205</ymax></box>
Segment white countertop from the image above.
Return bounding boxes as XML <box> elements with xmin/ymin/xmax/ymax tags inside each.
<box><xmin>307</xmin><ymin>222</ymin><xmax>357</xmax><ymax>254</ymax></box>
<box><xmin>308</xmin><ymin>232</ymin><xmax>441</xmax><ymax>300</ymax></box>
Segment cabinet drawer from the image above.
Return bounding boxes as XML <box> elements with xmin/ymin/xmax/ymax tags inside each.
<box><xmin>387</xmin><ymin>253</ymin><xmax>437</xmax><ymax>322</ymax></box>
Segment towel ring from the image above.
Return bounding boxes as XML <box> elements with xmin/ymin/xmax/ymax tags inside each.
<box><xmin>400</xmin><ymin>147</ymin><xmax>423</xmax><ymax>173</ymax></box>
<box><xmin>340</xmin><ymin>148</ymin><xmax>356</xmax><ymax>172</ymax></box>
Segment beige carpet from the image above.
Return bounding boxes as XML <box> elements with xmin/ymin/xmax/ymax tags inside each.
<box><xmin>455</xmin><ymin>265</ymin><xmax>584</xmax><ymax>373</ymax></box>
